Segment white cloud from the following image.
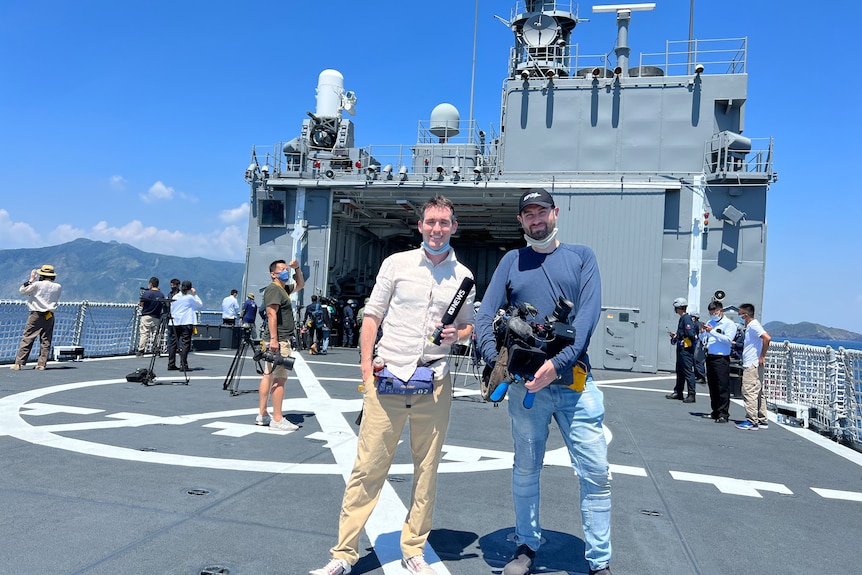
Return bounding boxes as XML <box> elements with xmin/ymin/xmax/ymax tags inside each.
<box><xmin>220</xmin><ymin>203</ymin><xmax>249</xmax><ymax>223</ymax></box>
<box><xmin>109</xmin><ymin>175</ymin><xmax>127</xmax><ymax>192</ymax></box>
<box><xmin>140</xmin><ymin>180</ymin><xmax>175</xmax><ymax>202</ymax></box>
<box><xmin>15</xmin><ymin>216</ymin><xmax>249</xmax><ymax>262</ymax></box>
<box><xmin>0</xmin><ymin>209</ymin><xmax>43</xmax><ymax>248</ymax></box>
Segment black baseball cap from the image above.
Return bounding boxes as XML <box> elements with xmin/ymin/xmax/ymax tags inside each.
<box><xmin>518</xmin><ymin>188</ymin><xmax>555</xmax><ymax>213</ymax></box>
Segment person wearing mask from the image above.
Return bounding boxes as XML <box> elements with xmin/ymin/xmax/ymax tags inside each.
<box><xmin>221</xmin><ymin>289</ymin><xmax>241</xmax><ymax>326</ymax></box>
<box><xmin>257</xmin><ymin>259</ymin><xmax>304</xmax><ymax>430</ymax></box>
<box><xmin>475</xmin><ymin>189</ymin><xmax>612</xmax><ymax>575</ymax></box>
<box><xmin>11</xmin><ymin>264</ymin><xmax>63</xmax><ymax>370</ymax></box>
<box><xmin>699</xmin><ymin>300</ymin><xmax>738</xmax><ymax>423</ymax></box>
<box><xmin>735</xmin><ymin>303</ymin><xmax>772</xmax><ymax>430</ymax></box>
<box><xmin>168</xmin><ymin>280</ymin><xmax>203</xmax><ymax>372</ymax></box>
<box><xmin>137</xmin><ymin>277</ymin><xmax>165</xmax><ymax>357</ymax></box>
<box><xmin>310</xmin><ymin>195</ymin><xmax>475</xmax><ymax>575</ymax></box>
<box><xmin>666</xmin><ymin>297</ymin><xmax>699</xmax><ymax>403</ymax></box>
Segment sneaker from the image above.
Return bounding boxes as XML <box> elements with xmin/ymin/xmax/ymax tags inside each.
<box><xmin>10</xmin><ymin>364</ymin><xmax>21</xmax><ymax>370</ymax></box>
<box><xmin>309</xmin><ymin>558</ymin><xmax>351</xmax><ymax>575</ymax></box>
<box><xmin>735</xmin><ymin>420</ymin><xmax>758</xmax><ymax>430</ymax></box>
<box><xmin>401</xmin><ymin>554</ymin><xmax>436</xmax><ymax>575</ymax></box>
<box><xmin>758</xmin><ymin>422</ymin><xmax>769</xmax><ymax>429</ymax></box>
<box><xmin>589</xmin><ymin>566</ymin><xmax>612</xmax><ymax>575</ymax></box>
<box><xmin>255</xmin><ymin>413</ymin><xmax>271</xmax><ymax>426</ymax></box>
<box><xmin>503</xmin><ymin>545</ymin><xmax>535</xmax><ymax>575</ymax></box>
<box><xmin>35</xmin><ymin>365</ymin><xmax>46</xmax><ymax>370</ymax></box>
<box><xmin>269</xmin><ymin>417</ymin><xmax>299</xmax><ymax>431</ymax></box>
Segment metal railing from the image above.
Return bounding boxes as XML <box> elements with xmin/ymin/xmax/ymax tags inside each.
<box><xmin>763</xmin><ymin>342</ymin><xmax>862</xmax><ymax>448</ymax></box>
<box><xmin>0</xmin><ymin>301</ymin><xmax>229</xmax><ymax>362</ymax></box>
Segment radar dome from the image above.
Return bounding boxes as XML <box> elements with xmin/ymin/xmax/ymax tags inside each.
<box><xmin>316</xmin><ymin>69</ymin><xmax>345</xmax><ymax>118</ymax></box>
<box><xmin>429</xmin><ymin>103</ymin><xmax>460</xmax><ymax>138</ymax></box>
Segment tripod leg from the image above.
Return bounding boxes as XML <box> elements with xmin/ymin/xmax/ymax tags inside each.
<box><xmin>223</xmin><ymin>340</ymin><xmax>247</xmax><ymax>391</ymax></box>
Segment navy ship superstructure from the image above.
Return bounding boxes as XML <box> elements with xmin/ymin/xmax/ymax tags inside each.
<box><xmin>242</xmin><ymin>0</ymin><xmax>775</xmax><ymax>373</ymax></box>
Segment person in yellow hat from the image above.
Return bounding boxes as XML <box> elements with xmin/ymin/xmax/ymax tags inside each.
<box><xmin>11</xmin><ymin>265</ymin><xmax>63</xmax><ymax>370</ymax></box>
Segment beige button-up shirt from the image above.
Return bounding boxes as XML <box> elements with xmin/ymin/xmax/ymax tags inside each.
<box><xmin>364</xmin><ymin>247</ymin><xmax>475</xmax><ymax>382</ymax></box>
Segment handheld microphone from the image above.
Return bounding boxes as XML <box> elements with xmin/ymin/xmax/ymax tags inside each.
<box><xmin>430</xmin><ymin>277</ymin><xmax>475</xmax><ymax>345</ymax></box>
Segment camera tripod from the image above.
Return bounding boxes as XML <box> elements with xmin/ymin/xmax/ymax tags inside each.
<box><xmin>137</xmin><ymin>298</ymin><xmax>189</xmax><ymax>386</ymax></box>
<box><xmin>223</xmin><ymin>327</ymin><xmax>263</xmax><ymax>396</ymax></box>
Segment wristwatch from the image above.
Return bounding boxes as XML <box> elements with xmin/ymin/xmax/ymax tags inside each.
<box><xmin>23</xmin><ymin>280</ymin><xmax>31</xmax><ymax>287</ymax></box>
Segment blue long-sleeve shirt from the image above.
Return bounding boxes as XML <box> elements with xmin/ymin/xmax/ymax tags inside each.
<box><xmin>474</xmin><ymin>244</ymin><xmax>602</xmax><ymax>385</ymax></box>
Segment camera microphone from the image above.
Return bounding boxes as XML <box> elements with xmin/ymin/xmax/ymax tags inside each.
<box><xmin>430</xmin><ymin>277</ymin><xmax>474</xmax><ymax>345</ymax></box>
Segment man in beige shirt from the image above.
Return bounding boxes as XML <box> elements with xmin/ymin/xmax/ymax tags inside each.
<box><xmin>12</xmin><ymin>264</ymin><xmax>63</xmax><ymax>370</ymax></box>
<box><xmin>311</xmin><ymin>195</ymin><xmax>475</xmax><ymax>575</ymax></box>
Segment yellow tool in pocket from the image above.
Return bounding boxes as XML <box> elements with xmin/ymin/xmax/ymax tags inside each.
<box><xmin>568</xmin><ymin>361</ymin><xmax>588</xmax><ymax>392</ymax></box>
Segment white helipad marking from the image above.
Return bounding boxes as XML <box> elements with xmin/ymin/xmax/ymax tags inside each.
<box><xmin>670</xmin><ymin>471</ymin><xmax>793</xmax><ymax>497</ymax></box>
<box><xmin>811</xmin><ymin>487</ymin><xmax>862</xmax><ymax>502</ymax></box>
<box><xmin>20</xmin><ymin>403</ymin><xmax>103</xmax><ymax>416</ymax></box>
<box><xmin>202</xmin><ymin>422</ymin><xmax>293</xmax><ymax>437</ymax></box>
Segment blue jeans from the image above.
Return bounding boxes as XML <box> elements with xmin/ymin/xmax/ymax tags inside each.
<box><xmin>507</xmin><ymin>376</ymin><xmax>612</xmax><ymax>570</ymax></box>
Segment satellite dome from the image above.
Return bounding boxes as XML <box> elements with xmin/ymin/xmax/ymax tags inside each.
<box><xmin>429</xmin><ymin>103</ymin><xmax>460</xmax><ymax>138</ymax></box>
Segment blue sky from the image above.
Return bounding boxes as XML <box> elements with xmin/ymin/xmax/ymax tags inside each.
<box><xmin>1</xmin><ymin>1</ymin><xmax>860</xmax><ymax>331</ymax></box>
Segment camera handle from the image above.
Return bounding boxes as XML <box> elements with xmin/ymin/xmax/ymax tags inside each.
<box><xmin>489</xmin><ymin>374</ymin><xmax>536</xmax><ymax>409</ymax></box>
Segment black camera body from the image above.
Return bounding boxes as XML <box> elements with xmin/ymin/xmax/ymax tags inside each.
<box><xmin>492</xmin><ymin>296</ymin><xmax>576</xmax><ymax>377</ymax></box>
<box><xmin>253</xmin><ymin>350</ymin><xmax>295</xmax><ymax>370</ymax></box>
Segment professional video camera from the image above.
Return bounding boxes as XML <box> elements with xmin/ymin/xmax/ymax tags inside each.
<box><xmin>492</xmin><ymin>296</ymin><xmax>576</xmax><ymax>376</ymax></box>
<box><xmin>482</xmin><ymin>296</ymin><xmax>576</xmax><ymax>406</ymax></box>
<box><xmin>253</xmin><ymin>349</ymin><xmax>296</xmax><ymax>370</ymax></box>
<box><xmin>319</xmin><ymin>295</ymin><xmax>337</xmax><ymax>307</ymax></box>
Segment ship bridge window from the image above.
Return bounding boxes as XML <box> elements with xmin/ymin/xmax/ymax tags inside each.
<box><xmin>259</xmin><ymin>199</ymin><xmax>285</xmax><ymax>227</ymax></box>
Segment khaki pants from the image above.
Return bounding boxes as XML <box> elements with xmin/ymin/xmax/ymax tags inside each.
<box><xmin>137</xmin><ymin>315</ymin><xmax>160</xmax><ymax>353</ymax></box>
<box><xmin>331</xmin><ymin>373</ymin><xmax>452</xmax><ymax>564</ymax></box>
<box><xmin>15</xmin><ymin>311</ymin><xmax>55</xmax><ymax>367</ymax></box>
<box><xmin>741</xmin><ymin>365</ymin><xmax>768</xmax><ymax>425</ymax></box>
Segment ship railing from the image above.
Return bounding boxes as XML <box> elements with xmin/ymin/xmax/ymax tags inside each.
<box><xmin>510</xmin><ymin>37</ymin><xmax>747</xmax><ymax>79</ymax></box>
<box><xmin>764</xmin><ymin>342</ymin><xmax>862</xmax><ymax>447</ymax></box>
<box><xmin>637</xmin><ymin>37</ymin><xmax>748</xmax><ymax>76</ymax></box>
<box><xmin>358</xmin><ymin>121</ymin><xmax>501</xmax><ymax>176</ymax></box>
<box><xmin>703</xmin><ymin>135</ymin><xmax>775</xmax><ymax>178</ymax></box>
<box><xmin>511</xmin><ymin>0</ymin><xmax>577</xmax><ymax>19</ymax></box>
<box><xmin>0</xmin><ymin>301</ymin><xmax>234</xmax><ymax>362</ymax></box>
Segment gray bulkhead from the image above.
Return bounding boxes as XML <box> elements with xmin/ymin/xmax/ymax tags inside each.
<box><xmin>242</xmin><ymin>2</ymin><xmax>773</xmax><ymax>374</ymax></box>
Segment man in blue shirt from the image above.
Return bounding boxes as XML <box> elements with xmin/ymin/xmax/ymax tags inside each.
<box><xmin>475</xmin><ymin>189</ymin><xmax>612</xmax><ymax>575</ymax></box>
<box><xmin>240</xmin><ymin>293</ymin><xmax>258</xmax><ymax>338</ymax></box>
<box><xmin>137</xmin><ymin>277</ymin><xmax>165</xmax><ymax>357</ymax></box>
<box><xmin>699</xmin><ymin>300</ymin><xmax>738</xmax><ymax>423</ymax></box>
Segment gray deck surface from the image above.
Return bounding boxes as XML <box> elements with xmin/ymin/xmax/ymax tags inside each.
<box><xmin>2</xmin><ymin>347</ymin><xmax>861</xmax><ymax>575</ymax></box>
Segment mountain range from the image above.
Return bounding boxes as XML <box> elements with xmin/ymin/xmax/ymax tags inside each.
<box><xmin>0</xmin><ymin>238</ymin><xmax>244</xmax><ymax>309</ymax></box>
<box><xmin>762</xmin><ymin>321</ymin><xmax>862</xmax><ymax>341</ymax></box>
<box><xmin>3</xmin><ymin>239</ymin><xmax>862</xmax><ymax>341</ymax></box>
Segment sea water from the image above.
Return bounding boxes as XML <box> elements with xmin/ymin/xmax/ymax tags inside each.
<box><xmin>783</xmin><ymin>338</ymin><xmax>862</xmax><ymax>351</ymax></box>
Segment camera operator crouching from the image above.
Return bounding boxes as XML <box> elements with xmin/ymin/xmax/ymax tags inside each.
<box><xmin>256</xmin><ymin>258</ymin><xmax>304</xmax><ymax>431</ymax></box>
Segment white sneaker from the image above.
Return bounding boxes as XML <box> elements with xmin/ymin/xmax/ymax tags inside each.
<box><xmin>309</xmin><ymin>557</ymin><xmax>351</xmax><ymax>575</ymax></box>
<box><xmin>402</xmin><ymin>554</ymin><xmax>436</xmax><ymax>575</ymax></box>
<box><xmin>10</xmin><ymin>364</ymin><xmax>21</xmax><ymax>370</ymax></box>
<box><xmin>269</xmin><ymin>417</ymin><xmax>299</xmax><ymax>431</ymax></box>
<box><xmin>255</xmin><ymin>413</ymin><xmax>271</xmax><ymax>426</ymax></box>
